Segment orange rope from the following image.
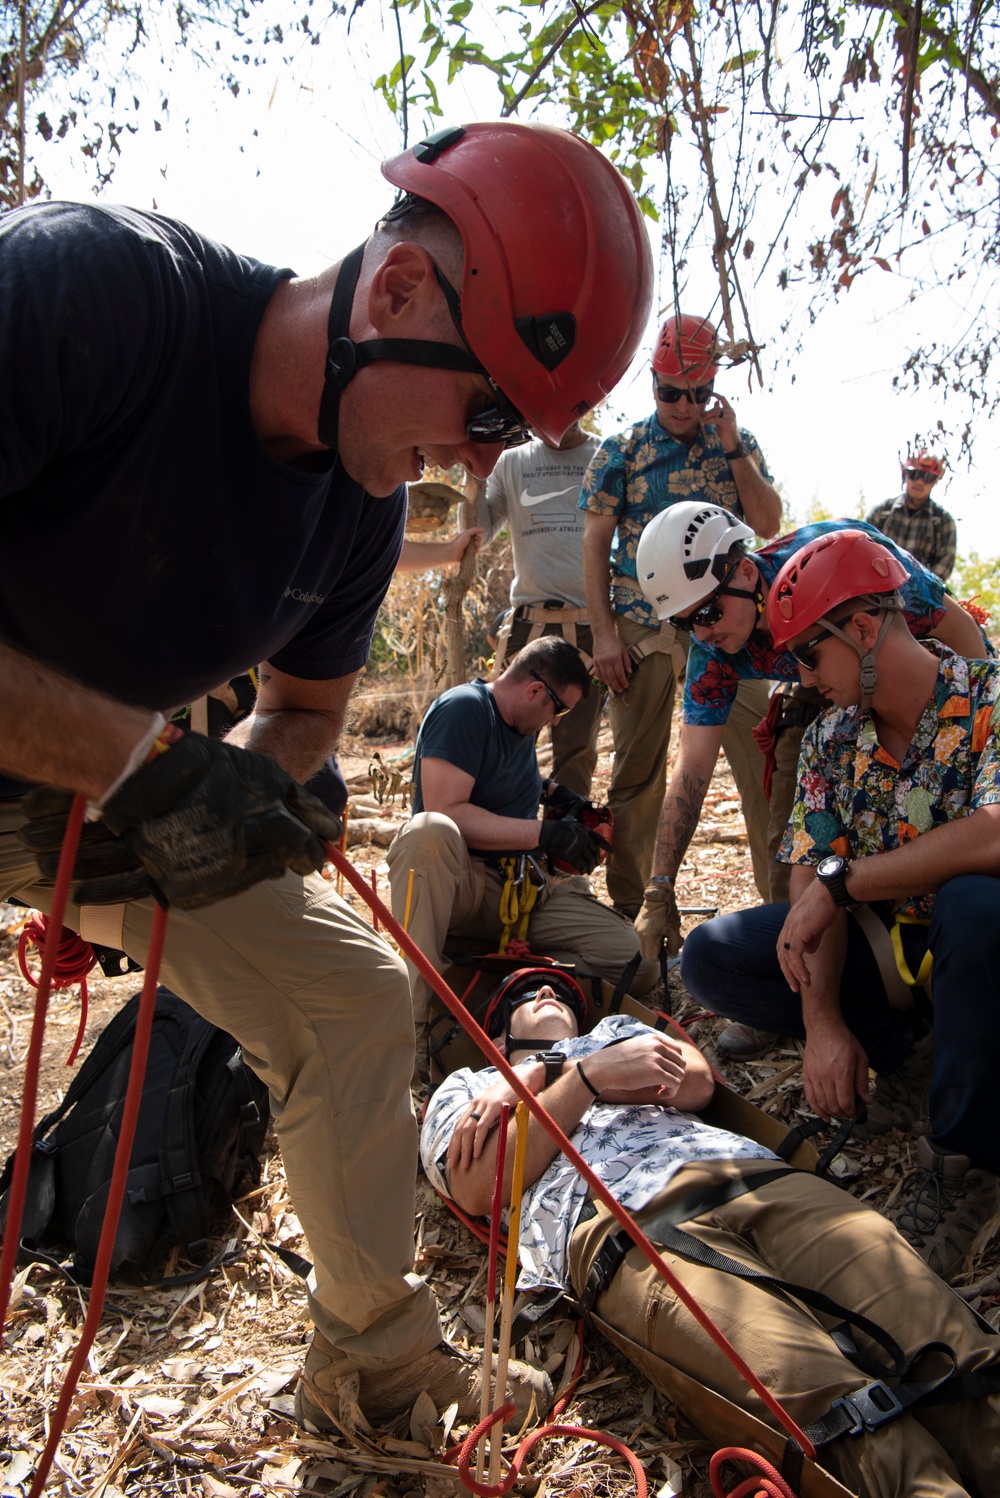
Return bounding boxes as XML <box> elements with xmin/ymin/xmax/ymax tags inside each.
<box><xmin>17</xmin><ymin>912</ymin><xmax>97</xmax><ymax>1065</ymax></box>
<box><xmin>710</xmin><ymin>1447</ymin><xmax>800</xmax><ymax>1498</ymax></box>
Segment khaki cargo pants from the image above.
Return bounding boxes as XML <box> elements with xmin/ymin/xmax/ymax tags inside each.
<box><xmin>570</xmin><ymin>1160</ymin><xmax>1000</xmax><ymax>1497</ymax></box>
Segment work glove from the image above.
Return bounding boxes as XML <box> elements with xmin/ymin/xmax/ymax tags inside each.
<box><xmin>20</xmin><ymin>736</ymin><xmax>343</xmax><ymax>911</ymax></box>
<box><xmin>634</xmin><ymin>882</ymin><xmax>682</xmax><ymax>960</ymax></box>
<box><xmin>541</xmin><ymin>781</ymin><xmax>591</xmax><ymax>819</ymax></box>
<box><xmin>537</xmin><ymin>816</ymin><xmax>610</xmax><ymax>876</ymax></box>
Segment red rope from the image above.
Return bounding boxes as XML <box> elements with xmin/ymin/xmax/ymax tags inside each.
<box><xmin>710</xmin><ymin>1447</ymin><xmax>800</xmax><ymax>1498</ymax></box>
<box><xmin>327</xmin><ymin>843</ymin><xmax>816</xmax><ymax>1459</ymax></box>
<box><xmin>0</xmin><ymin>795</ymin><xmax>87</xmax><ymax>1337</ymax></box>
<box><xmin>457</xmin><ymin>1401</ymin><xmax>649</xmax><ymax>1497</ymax></box>
<box><xmin>17</xmin><ymin>911</ymin><xmax>97</xmax><ymax>1065</ymax></box>
<box><xmin>26</xmin><ymin>900</ymin><xmax>169</xmax><ymax>1498</ymax></box>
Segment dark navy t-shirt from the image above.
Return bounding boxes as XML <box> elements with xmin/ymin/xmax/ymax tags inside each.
<box><xmin>0</xmin><ymin>202</ymin><xmax>405</xmax><ymax>790</ymax></box>
<box><xmin>412</xmin><ymin>680</ymin><xmax>542</xmax><ymax>823</ymax></box>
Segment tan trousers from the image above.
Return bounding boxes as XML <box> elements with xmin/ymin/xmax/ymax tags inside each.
<box><xmin>607</xmin><ymin>618</ymin><xmax>773</xmax><ymax>913</ymax></box>
<box><xmin>0</xmin><ymin>800</ymin><xmax>441</xmax><ymax>1368</ymax></box>
<box><xmin>386</xmin><ymin>812</ymin><xmax>658</xmax><ymax>1028</ymax></box>
<box><xmin>570</xmin><ymin>1162</ymin><xmax>1000</xmax><ymax>1498</ymax></box>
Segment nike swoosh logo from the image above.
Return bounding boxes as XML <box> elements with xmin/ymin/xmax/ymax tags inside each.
<box><xmin>519</xmin><ymin>484</ymin><xmax>577</xmax><ymax>507</ymax></box>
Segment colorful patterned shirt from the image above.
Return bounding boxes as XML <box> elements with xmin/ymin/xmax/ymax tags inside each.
<box><xmin>778</xmin><ymin>648</ymin><xmax>1000</xmax><ymax>919</ymax></box>
<box><xmin>579</xmin><ymin>413</ymin><xmax>772</xmax><ymax>628</ymax></box>
<box><xmin>420</xmin><ymin>1015</ymin><xmax>777</xmax><ymax>1292</ymax></box>
<box><xmin>865</xmin><ymin>495</ymin><xmax>957</xmax><ymax>582</ymax></box>
<box><xmin>682</xmin><ymin>520</ymin><xmax>948</xmax><ymax>727</ymax></box>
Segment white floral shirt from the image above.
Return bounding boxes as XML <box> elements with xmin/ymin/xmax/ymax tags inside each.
<box><xmin>420</xmin><ymin>1016</ymin><xmax>777</xmax><ymax>1291</ymax></box>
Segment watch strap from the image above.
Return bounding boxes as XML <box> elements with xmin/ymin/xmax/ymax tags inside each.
<box><xmin>533</xmin><ymin>1051</ymin><xmax>565</xmax><ymax>1089</ymax></box>
<box><xmin>724</xmin><ymin>440</ymin><xmax>750</xmax><ymax>460</ymax></box>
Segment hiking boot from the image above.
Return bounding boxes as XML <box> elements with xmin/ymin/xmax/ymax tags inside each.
<box><xmin>294</xmin><ymin>1329</ymin><xmax>552</xmax><ymax>1431</ymax></box>
<box><xmin>716</xmin><ymin>1022</ymin><xmax>778</xmax><ymax>1061</ymax></box>
<box><xmin>891</xmin><ymin>1136</ymin><xmax>1000</xmax><ymax>1280</ymax></box>
<box><xmin>856</xmin><ymin>1026</ymin><xmax>934</xmax><ymax>1138</ymax></box>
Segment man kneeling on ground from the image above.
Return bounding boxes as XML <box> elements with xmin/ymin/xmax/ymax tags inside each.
<box><xmin>422</xmin><ymin>970</ymin><xmax>1000</xmax><ymax>1498</ymax></box>
<box><xmin>681</xmin><ymin>528</ymin><xmax>1000</xmax><ymax>1282</ymax></box>
<box><xmin>388</xmin><ymin>636</ymin><xmax>657</xmax><ymax>1082</ymax></box>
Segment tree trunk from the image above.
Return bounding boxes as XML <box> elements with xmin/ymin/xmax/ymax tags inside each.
<box><xmin>442</xmin><ymin>476</ymin><xmax>487</xmax><ymax>689</ymax></box>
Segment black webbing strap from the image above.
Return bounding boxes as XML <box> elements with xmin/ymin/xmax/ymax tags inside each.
<box><xmin>775</xmin><ymin>1098</ymin><xmax>867</xmax><ymax>1179</ymax></box>
<box><xmin>609</xmin><ymin>952</ymin><xmax>643</xmax><ymax>1015</ymax></box>
<box><xmin>576</xmin><ymin>1165</ymin><xmax>795</xmax><ymax>1320</ymax></box>
<box><xmin>316</xmin><ymin>243</ymin><xmax>365</xmax><ymax>451</ymax></box>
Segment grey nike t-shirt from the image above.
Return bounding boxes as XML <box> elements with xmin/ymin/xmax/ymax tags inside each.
<box><xmin>484</xmin><ymin>434</ymin><xmax>599</xmax><ymax>608</ymax></box>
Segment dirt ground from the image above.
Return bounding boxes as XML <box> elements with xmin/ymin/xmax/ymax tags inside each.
<box><xmin>1</xmin><ymin>707</ymin><xmax>998</xmax><ymax>1498</ymax></box>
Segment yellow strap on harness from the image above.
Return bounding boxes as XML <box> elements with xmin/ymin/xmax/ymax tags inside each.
<box><xmin>890</xmin><ymin>913</ymin><xmax>934</xmax><ymax>989</ymax></box>
<box><xmin>498</xmin><ymin>857</ymin><xmax>520</xmax><ymax>954</ymax></box>
<box><xmin>498</xmin><ymin>855</ymin><xmax>542</xmax><ymax>953</ymax></box>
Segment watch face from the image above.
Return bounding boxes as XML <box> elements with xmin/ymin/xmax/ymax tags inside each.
<box><xmin>817</xmin><ymin>855</ymin><xmax>844</xmax><ymax>878</ymax></box>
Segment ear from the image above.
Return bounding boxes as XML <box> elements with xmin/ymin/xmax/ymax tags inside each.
<box><xmin>737</xmin><ymin>554</ymin><xmax>758</xmax><ymax>585</ymax></box>
<box><xmin>366</xmin><ymin>242</ymin><xmax>439</xmax><ymax>330</ymax></box>
<box><xmin>849</xmin><ymin>608</ymin><xmax>881</xmax><ymax>648</ymax></box>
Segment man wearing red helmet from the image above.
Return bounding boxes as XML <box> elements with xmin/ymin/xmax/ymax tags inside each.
<box><xmin>866</xmin><ymin>451</ymin><xmax>956</xmax><ymax>581</ymax></box>
<box><xmin>681</xmin><ymin>531</ymin><xmax>1000</xmax><ymax>1280</ymax></box>
<box><xmin>0</xmin><ymin>124</ymin><xmax>651</xmax><ymax>1425</ymax></box>
<box><xmin>581</xmin><ymin>313</ymin><xmax>782</xmax><ymax>919</ymax></box>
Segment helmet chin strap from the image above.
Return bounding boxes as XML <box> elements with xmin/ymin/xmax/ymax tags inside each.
<box><xmin>316</xmin><ymin>240</ymin><xmax>486</xmax><ymax>451</ymax></box>
<box><xmin>817</xmin><ymin>598</ymin><xmax>904</xmax><ymax>711</ymax></box>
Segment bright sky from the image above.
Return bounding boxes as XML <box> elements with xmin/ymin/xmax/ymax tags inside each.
<box><xmin>32</xmin><ymin>12</ymin><xmax>1000</xmax><ymax>562</ymax></box>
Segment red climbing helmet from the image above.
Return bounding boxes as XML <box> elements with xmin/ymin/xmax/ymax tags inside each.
<box><xmin>382</xmin><ymin>123</ymin><xmax>654</xmax><ymax>446</ymax></box>
<box><xmin>651</xmin><ymin>313</ymin><xmax>720</xmax><ymax>383</ymax></box>
<box><xmin>767</xmin><ymin>528</ymin><xmax>909</xmax><ymax>648</ymax></box>
<box><xmin>906</xmin><ymin>449</ymin><xmax>945</xmax><ymax>480</ymax></box>
<box><xmin>483</xmin><ymin>967</ymin><xmax>589</xmax><ymax>1044</ymax></box>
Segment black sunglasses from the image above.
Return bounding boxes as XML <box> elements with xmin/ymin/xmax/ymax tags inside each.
<box><xmin>529</xmin><ymin>668</ymin><xmax>572</xmax><ymax>716</ymax></box>
<box><xmin>434</xmin><ymin>266</ymin><xmax>532</xmax><ymax>449</ymax></box>
<box><xmin>655</xmin><ymin>380</ymin><xmax>714</xmax><ymax>406</ymax></box>
<box><xmin>790</xmin><ymin>609</ymin><xmax>881</xmax><ymax>671</ymax></box>
<box><xmin>669</xmin><ymin>563</ymin><xmax>742</xmax><ymax>631</ymax></box>
<box><xmin>905</xmin><ymin>468</ymin><xmax>936</xmax><ymax>482</ymax></box>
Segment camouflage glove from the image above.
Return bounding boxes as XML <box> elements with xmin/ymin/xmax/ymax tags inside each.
<box><xmin>21</xmin><ymin>735</ymin><xmax>343</xmax><ymax>910</ymax></box>
<box><xmin>634</xmin><ymin>881</ymin><xmax>682</xmax><ymax>959</ymax></box>
<box><xmin>537</xmin><ymin>816</ymin><xmax>610</xmax><ymax>876</ymax></box>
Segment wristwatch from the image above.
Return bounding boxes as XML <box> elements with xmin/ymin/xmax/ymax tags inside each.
<box><xmin>815</xmin><ymin>854</ymin><xmax>858</xmax><ymax>910</ymax></box>
<box><xmin>532</xmin><ymin>1051</ymin><xmax>565</xmax><ymax>1089</ymax></box>
<box><xmin>724</xmin><ymin>440</ymin><xmax>750</xmax><ymax>460</ymax></box>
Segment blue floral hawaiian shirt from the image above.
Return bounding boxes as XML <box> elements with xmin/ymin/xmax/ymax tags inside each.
<box><xmin>683</xmin><ymin>520</ymin><xmax>950</xmax><ymax>727</ymax></box>
<box><xmin>778</xmin><ymin>647</ymin><xmax>1000</xmax><ymax>919</ymax></box>
<box><xmin>579</xmin><ymin>413</ymin><xmax>771</xmax><ymax>628</ymax></box>
<box><xmin>420</xmin><ymin>1015</ymin><xmax>776</xmax><ymax>1291</ymax></box>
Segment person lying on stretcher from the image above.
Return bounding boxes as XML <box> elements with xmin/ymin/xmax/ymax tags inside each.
<box><xmin>420</xmin><ymin>969</ymin><xmax>1000</xmax><ymax>1498</ymax></box>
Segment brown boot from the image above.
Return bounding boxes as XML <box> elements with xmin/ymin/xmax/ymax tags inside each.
<box><xmin>891</xmin><ymin>1136</ymin><xmax>1000</xmax><ymax>1280</ymax></box>
<box><xmin>295</xmin><ymin>1329</ymin><xmax>553</xmax><ymax>1430</ymax></box>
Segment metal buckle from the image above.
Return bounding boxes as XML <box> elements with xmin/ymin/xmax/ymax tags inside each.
<box><xmin>833</xmin><ymin>1380</ymin><xmax>905</xmax><ymax>1437</ymax></box>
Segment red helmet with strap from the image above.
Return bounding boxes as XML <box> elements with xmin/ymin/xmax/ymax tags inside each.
<box><xmin>483</xmin><ymin>967</ymin><xmax>588</xmax><ymax>1048</ymax></box>
<box><xmin>906</xmin><ymin>449</ymin><xmax>944</xmax><ymax>480</ymax></box>
<box><xmin>379</xmin><ymin>123</ymin><xmax>654</xmax><ymax>446</ymax></box>
<box><xmin>651</xmin><ymin>313</ymin><xmax>720</xmax><ymax>382</ymax></box>
<box><xmin>767</xmin><ymin>528</ymin><xmax>909</xmax><ymax>649</ymax></box>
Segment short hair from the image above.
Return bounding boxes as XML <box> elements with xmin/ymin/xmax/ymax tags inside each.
<box><xmin>506</xmin><ymin>636</ymin><xmax>591</xmax><ymax>698</ymax></box>
<box><xmin>830</xmin><ymin>591</ymin><xmax>906</xmax><ymax>626</ymax></box>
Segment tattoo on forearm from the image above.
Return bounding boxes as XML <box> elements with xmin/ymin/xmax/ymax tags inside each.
<box><xmin>655</xmin><ymin>770</ymin><xmax>710</xmax><ymax>873</ymax></box>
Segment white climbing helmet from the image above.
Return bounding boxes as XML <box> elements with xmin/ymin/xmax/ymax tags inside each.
<box><xmin>637</xmin><ymin>502</ymin><xmax>755</xmax><ymax>620</ymax></box>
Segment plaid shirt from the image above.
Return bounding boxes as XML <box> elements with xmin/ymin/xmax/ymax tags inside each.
<box><xmin>778</xmin><ymin>647</ymin><xmax>1000</xmax><ymax>919</ymax></box>
<box><xmin>865</xmin><ymin>495</ymin><xmax>957</xmax><ymax>581</ymax></box>
<box><xmin>579</xmin><ymin>413</ymin><xmax>771</xmax><ymax>628</ymax></box>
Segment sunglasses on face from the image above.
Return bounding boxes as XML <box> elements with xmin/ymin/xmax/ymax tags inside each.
<box><xmin>529</xmin><ymin>668</ymin><xmax>572</xmax><ymax>716</ymax></box>
<box><xmin>655</xmin><ymin>380</ymin><xmax>715</xmax><ymax>406</ymax></box>
<box><xmin>669</xmin><ymin>564</ymin><xmax>741</xmax><ymax>631</ymax></box>
<box><xmin>790</xmin><ymin>609</ymin><xmax>880</xmax><ymax>671</ymax></box>
<box><xmin>905</xmin><ymin>468</ymin><xmax>935</xmax><ymax>482</ymax></box>
<box><xmin>433</xmin><ymin>264</ymin><xmax>532</xmax><ymax>449</ymax></box>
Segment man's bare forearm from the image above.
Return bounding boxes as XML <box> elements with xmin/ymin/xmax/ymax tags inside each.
<box><xmin>224</xmin><ymin>705</ymin><xmax>344</xmax><ymax>784</ymax></box>
<box><xmin>651</xmin><ymin>766</ymin><xmax>711</xmax><ymax>878</ymax></box>
<box><xmin>0</xmin><ymin>639</ymin><xmax>155</xmax><ymax>797</ymax></box>
<box><xmin>730</xmin><ymin>462</ymin><xmax>782</xmax><ymax>539</ymax></box>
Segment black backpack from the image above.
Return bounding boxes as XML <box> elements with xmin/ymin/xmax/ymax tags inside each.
<box><xmin>0</xmin><ymin>987</ymin><xmax>271</xmax><ymax>1283</ymax></box>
